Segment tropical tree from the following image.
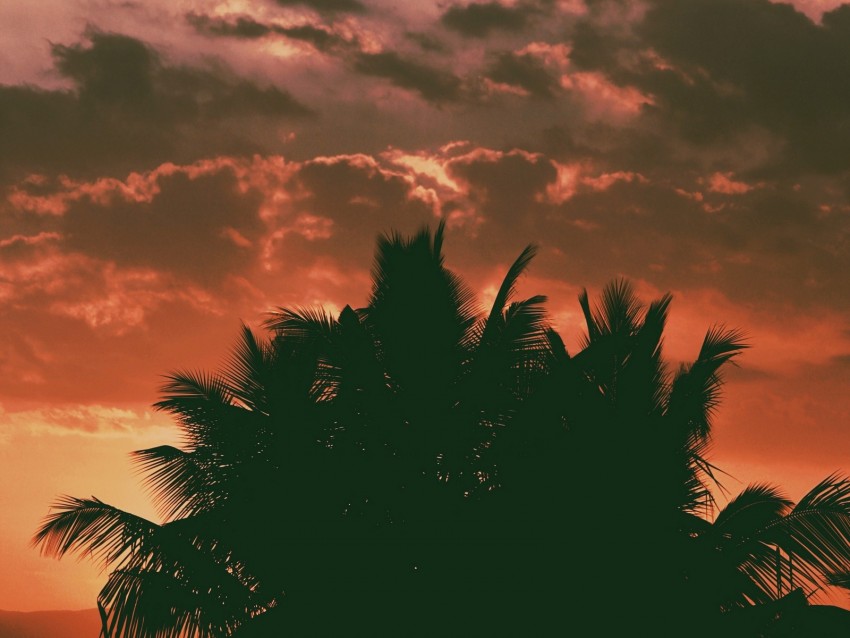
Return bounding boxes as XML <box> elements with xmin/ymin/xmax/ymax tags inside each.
<box><xmin>32</xmin><ymin>325</ymin><xmax>330</xmax><ymax>637</ymax></box>
<box><xmin>33</xmin><ymin>226</ymin><xmax>850</xmax><ymax>636</ymax></box>
<box><xmin>509</xmin><ymin>280</ymin><xmax>850</xmax><ymax>634</ymax></box>
<box><xmin>246</xmin><ymin>225</ymin><xmax>552</xmax><ymax>634</ymax></box>
<box><xmin>34</xmin><ymin>224</ymin><xmax>551</xmax><ymax>637</ymax></box>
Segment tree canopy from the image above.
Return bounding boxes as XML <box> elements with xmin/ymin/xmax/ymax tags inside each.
<box><xmin>34</xmin><ymin>225</ymin><xmax>850</xmax><ymax>637</ymax></box>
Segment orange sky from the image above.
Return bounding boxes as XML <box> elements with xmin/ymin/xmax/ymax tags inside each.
<box><xmin>2</xmin><ymin>0</ymin><xmax>850</xmax><ymax>611</ymax></box>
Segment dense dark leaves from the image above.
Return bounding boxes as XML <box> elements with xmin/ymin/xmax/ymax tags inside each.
<box><xmin>33</xmin><ymin>227</ymin><xmax>850</xmax><ymax>637</ymax></box>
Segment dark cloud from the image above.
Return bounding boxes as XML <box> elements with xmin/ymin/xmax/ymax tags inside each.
<box><xmin>185</xmin><ymin>13</ymin><xmax>274</xmax><ymax>39</ymax></box>
<box><xmin>278</xmin><ymin>24</ymin><xmax>350</xmax><ymax>51</ymax></box>
<box><xmin>487</xmin><ymin>51</ymin><xmax>558</xmax><ymax>98</ymax></box>
<box><xmin>441</xmin><ymin>1</ymin><xmax>533</xmax><ymax>37</ymax></box>
<box><xmin>0</xmin><ymin>32</ymin><xmax>312</xmax><ymax>181</ymax></box>
<box><xmin>55</xmin><ymin>32</ymin><xmax>312</xmax><ymax>120</ymax></box>
<box><xmin>272</xmin><ymin>156</ymin><xmax>436</xmax><ymax>273</ymax></box>
<box><xmin>565</xmin><ymin>0</ymin><xmax>850</xmax><ymax>174</ymax></box>
<box><xmin>202</xmin><ymin>81</ymin><xmax>312</xmax><ymax>118</ymax></box>
<box><xmin>354</xmin><ymin>52</ymin><xmax>464</xmax><ymax>103</ymax></box>
<box><xmin>568</xmin><ymin>13</ymin><xmax>750</xmax><ymax>152</ymax></box>
<box><xmin>53</xmin><ymin>32</ymin><xmax>159</xmax><ymax>114</ymax></box>
<box><xmin>187</xmin><ymin>12</ymin><xmax>351</xmax><ymax>53</ymax></box>
<box><xmin>186</xmin><ymin>12</ymin><xmax>464</xmax><ymax>104</ymax></box>
<box><xmin>274</xmin><ymin>0</ymin><xmax>365</xmax><ymax>15</ymax></box>
<box><xmin>823</xmin><ymin>4</ymin><xmax>850</xmax><ymax>31</ymax></box>
<box><xmin>405</xmin><ymin>31</ymin><xmax>448</xmax><ymax>53</ymax></box>
<box><xmin>641</xmin><ymin>0</ymin><xmax>840</xmax><ymax>122</ymax></box>
<box><xmin>442</xmin><ymin>150</ymin><xmax>558</xmax><ymax>260</ymax></box>
<box><xmin>62</xmin><ymin>169</ymin><xmax>265</xmax><ymax>285</ymax></box>
<box><xmin>566</xmin><ymin>18</ymin><xmax>619</xmax><ymax>73</ymax></box>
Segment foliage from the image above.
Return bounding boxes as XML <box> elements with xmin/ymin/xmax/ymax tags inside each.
<box><xmin>34</xmin><ymin>224</ymin><xmax>850</xmax><ymax>636</ymax></box>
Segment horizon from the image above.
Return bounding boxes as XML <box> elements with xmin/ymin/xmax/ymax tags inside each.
<box><xmin>3</xmin><ymin>0</ymin><xmax>850</xmax><ymax>617</ymax></box>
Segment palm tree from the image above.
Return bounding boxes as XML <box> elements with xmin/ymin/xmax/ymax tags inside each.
<box><xmin>512</xmin><ymin>280</ymin><xmax>850</xmax><ymax>633</ymax></box>
<box><xmin>694</xmin><ymin>476</ymin><xmax>850</xmax><ymax>608</ymax></box>
<box><xmin>32</xmin><ymin>325</ymin><xmax>331</xmax><ymax>637</ymax></box>
<box><xmin>34</xmin><ymin>227</ymin><xmax>850</xmax><ymax>636</ymax></box>
<box><xmin>253</xmin><ymin>224</ymin><xmax>552</xmax><ymax>634</ymax></box>
<box><xmin>34</xmin><ymin>224</ymin><xmax>551</xmax><ymax>637</ymax></box>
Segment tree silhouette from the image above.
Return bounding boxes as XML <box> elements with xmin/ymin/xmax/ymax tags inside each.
<box><xmin>34</xmin><ymin>226</ymin><xmax>850</xmax><ymax>636</ymax></box>
<box><xmin>506</xmin><ymin>279</ymin><xmax>850</xmax><ymax>634</ymax></box>
<box><xmin>34</xmin><ymin>224</ymin><xmax>550</xmax><ymax>636</ymax></box>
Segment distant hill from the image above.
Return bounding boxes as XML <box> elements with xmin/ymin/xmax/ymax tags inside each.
<box><xmin>0</xmin><ymin>609</ymin><xmax>100</xmax><ymax>638</ymax></box>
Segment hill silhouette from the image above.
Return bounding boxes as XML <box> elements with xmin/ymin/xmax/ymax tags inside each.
<box><xmin>0</xmin><ymin>609</ymin><xmax>99</xmax><ymax>638</ymax></box>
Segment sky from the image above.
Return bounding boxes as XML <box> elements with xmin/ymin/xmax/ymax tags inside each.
<box><xmin>2</xmin><ymin>0</ymin><xmax>850</xmax><ymax>612</ymax></box>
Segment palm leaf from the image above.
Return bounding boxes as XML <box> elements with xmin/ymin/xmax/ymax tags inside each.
<box><xmin>481</xmin><ymin>244</ymin><xmax>537</xmax><ymax>341</ymax></box>
<box><xmin>33</xmin><ymin>496</ymin><xmax>162</xmax><ymax>568</ymax></box>
<box><xmin>132</xmin><ymin>445</ymin><xmax>218</xmax><ymax>521</ymax></box>
<box><xmin>264</xmin><ymin>306</ymin><xmax>339</xmax><ymax>343</ymax></box>
<box><xmin>579</xmin><ymin>279</ymin><xmax>643</xmax><ymax>345</ymax></box>
<box><xmin>666</xmin><ymin>326</ymin><xmax>748</xmax><ymax>440</ymax></box>
<box><xmin>771</xmin><ymin>475</ymin><xmax>850</xmax><ymax>592</ymax></box>
<box><xmin>223</xmin><ymin>325</ymin><xmax>273</xmax><ymax>414</ymax></box>
<box><xmin>154</xmin><ymin>370</ymin><xmax>241</xmax><ymax>450</ymax></box>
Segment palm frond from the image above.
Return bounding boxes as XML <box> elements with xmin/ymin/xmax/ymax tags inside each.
<box><xmin>98</xmin><ymin>566</ymin><xmax>209</xmax><ymax>638</ymax></box>
<box><xmin>132</xmin><ymin>446</ymin><xmax>218</xmax><ymax>521</ymax></box>
<box><xmin>706</xmin><ymin>477</ymin><xmax>850</xmax><ymax>604</ymax></box>
<box><xmin>154</xmin><ymin>371</ymin><xmax>237</xmax><ymax>446</ymax></box>
<box><xmin>666</xmin><ymin>326</ymin><xmax>748</xmax><ymax>440</ymax></box>
<box><xmin>33</xmin><ymin>496</ymin><xmax>162</xmax><ymax>568</ymax></box>
<box><xmin>224</xmin><ymin>324</ymin><xmax>273</xmax><ymax>413</ymax></box>
<box><xmin>580</xmin><ymin>279</ymin><xmax>643</xmax><ymax>343</ymax></box>
<box><xmin>772</xmin><ymin>475</ymin><xmax>850</xmax><ymax>587</ymax></box>
<box><xmin>483</xmin><ymin>245</ymin><xmax>538</xmax><ymax>336</ymax></box>
<box><xmin>545</xmin><ymin>327</ymin><xmax>569</xmax><ymax>363</ymax></box>
<box><xmin>367</xmin><ymin>224</ymin><xmax>478</xmax><ymax>402</ymax></box>
<box><xmin>577</xmin><ymin>288</ymin><xmax>600</xmax><ymax>345</ymax></box>
<box><xmin>98</xmin><ymin>558</ymin><xmax>271</xmax><ymax>638</ymax></box>
<box><xmin>264</xmin><ymin>306</ymin><xmax>339</xmax><ymax>342</ymax></box>
<box><xmin>501</xmin><ymin>296</ymin><xmax>549</xmax><ymax>353</ymax></box>
<box><xmin>617</xmin><ymin>292</ymin><xmax>672</xmax><ymax>417</ymax></box>
<box><xmin>154</xmin><ymin>369</ymin><xmax>268</xmax><ymax>460</ymax></box>
<box><xmin>714</xmin><ymin>483</ymin><xmax>792</xmax><ymax>533</ymax></box>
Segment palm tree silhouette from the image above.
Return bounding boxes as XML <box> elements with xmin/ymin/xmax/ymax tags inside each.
<box><xmin>34</xmin><ymin>224</ymin><xmax>551</xmax><ymax>636</ymax></box>
<box><xmin>250</xmin><ymin>224</ymin><xmax>551</xmax><ymax>634</ymax></box>
<box><xmin>510</xmin><ymin>280</ymin><xmax>850</xmax><ymax>633</ymax></box>
<box><xmin>33</xmin><ymin>325</ymin><xmax>327</xmax><ymax>636</ymax></box>
<box><xmin>33</xmin><ymin>226</ymin><xmax>850</xmax><ymax>636</ymax></box>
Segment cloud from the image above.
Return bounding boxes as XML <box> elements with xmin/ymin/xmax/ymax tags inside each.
<box><xmin>487</xmin><ymin>51</ymin><xmax>559</xmax><ymax>98</ymax></box>
<box><xmin>53</xmin><ymin>31</ymin><xmax>313</xmax><ymax>120</ymax></box>
<box><xmin>34</xmin><ymin>166</ymin><xmax>264</xmax><ymax>284</ymax></box>
<box><xmin>3</xmin><ymin>140</ymin><xmax>850</xmax><ymax>409</ymax></box>
<box><xmin>441</xmin><ymin>2</ymin><xmax>535</xmax><ymax>37</ymax></box>
<box><xmin>52</xmin><ymin>31</ymin><xmax>160</xmax><ymax>114</ymax></box>
<box><xmin>185</xmin><ymin>13</ymin><xmax>275</xmax><ymax>39</ymax></box>
<box><xmin>0</xmin><ymin>404</ymin><xmax>169</xmax><ymax>438</ymax></box>
<box><xmin>186</xmin><ymin>12</ymin><xmax>352</xmax><ymax>53</ymax></box>
<box><xmin>186</xmin><ymin>12</ymin><xmax>467</xmax><ymax>105</ymax></box>
<box><xmin>632</xmin><ymin>0</ymin><xmax>850</xmax><ymax>172</ymax></box>
<box><xmin>0</xmin><ymin>231</ymin><xmax>61</xmax><ymax>250</ymax></box>
<box><xmin>405</xmin><ymin>31</ymin><xmax>448</xmax><ymax>53</ymax></box>
<box><xmin>353</xmin><ymin>51</ymin><xmax>464</xmax><ymax>103</ymax></box>
<box><xmin>0</xmin><ymin>31</ymin><xmax>312</xmax><ymax>181</ymax></box>
<box><xmin>274</xmin><ymin>0</ymin><xmax>366</xmax><ymax>15</ymax></box>
<box><xmin>707</xmin><ymin>172</ymin><xmax>759</xmax><ymax>195</ymax></box>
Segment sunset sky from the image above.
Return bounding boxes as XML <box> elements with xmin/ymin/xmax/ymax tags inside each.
<box><xmin>3</xmin><ymin>0</ymin><xmax>850</xmax><ymax>612</ymax></box>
